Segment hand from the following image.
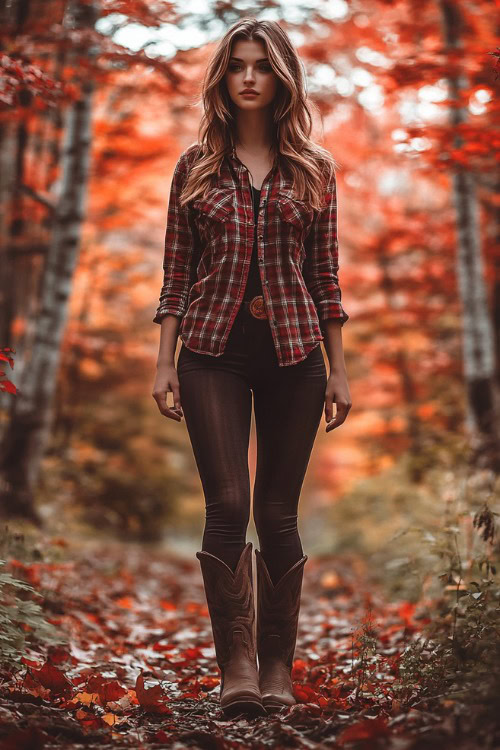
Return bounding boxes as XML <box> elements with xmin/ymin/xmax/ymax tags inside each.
<box><xmin>152</xmin><ymin>364</ymin><xmax>184</xmax><ymax>422</ymax></box>
<box><xmin>324</xmin><ymin>370</ymin><xmax>351</xmax><ymax>432</ymax></box>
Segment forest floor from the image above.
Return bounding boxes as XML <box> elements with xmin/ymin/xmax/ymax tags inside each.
<box><xmin>0</xmin><ymin>532</ymin><xmax>494</xmax><ymax>749</ymax></box>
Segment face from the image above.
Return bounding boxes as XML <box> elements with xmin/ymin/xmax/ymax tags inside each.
<box><xmin>224</xmin><ymin>38</ymin><xmax>278</xmax><ymax>111</ymax></box>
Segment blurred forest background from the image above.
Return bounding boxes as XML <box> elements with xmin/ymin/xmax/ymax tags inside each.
<box><xmin>0</xmin><ymin>0</ymin><xmax>499</xmax><ymax>743</ymax></box>
<box><xmin>1</xmin><ymin>0</ymin><xmax>498</xmax><ymax>552</ymax></box>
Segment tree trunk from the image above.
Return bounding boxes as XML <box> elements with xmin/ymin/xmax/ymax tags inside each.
<box><xmin>0</xmin><ymin>0</ymin><xmax>67</xmax><ymax>440</ymax></box>
<box><xmin>439</xmin><ymin>0</ymin><xmax>499</xmax><ymax>466</ymax></box>
<box><xmin>0</xmin><ymin>0</ymin><xmax>33</xmax><ymax>357</ymax></box>
<box><xmin>0</xmin><ymin>0</ymin><xmax>98</xmax><ymax>522</ymax></box>
<box><xmin>378</xmin><ymin>247</ymin><xmax>425</xmax><ymax>480</ymax></box>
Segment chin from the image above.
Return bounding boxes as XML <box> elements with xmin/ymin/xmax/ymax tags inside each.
<box><xmin>235</xmin><ymin>98</ymin><xmax>270</xmax><ymax>109</ymax></box>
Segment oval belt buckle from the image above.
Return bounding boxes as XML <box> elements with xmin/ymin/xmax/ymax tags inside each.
<box><xmin>249</xmin><ymin>295</ymin><xmax>267</xmax><ymax>319</ymax></box>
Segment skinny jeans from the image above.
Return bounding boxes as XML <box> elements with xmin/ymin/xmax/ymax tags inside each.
<box><xmin>176</xmin><ymin>304</ymin><xmax>327</xmax><ymax>586</ymax></box>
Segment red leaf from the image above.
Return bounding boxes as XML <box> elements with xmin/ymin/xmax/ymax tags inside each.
<box><xmin>293</xmin><ymin>683</ymin><xmax>319</xmax><ymax>703</ymax></box>
<box><xmin>30</xmin><ymin>662</ymin><xmax>73</xmax><ymax>695</ymax></box>
<box><xmin>86</xmin><ymin>674</ymin><xmax>127</xmax><ymax>703</ymax></box>
<box><xmin>337</xmin><ymin>716</ymin><xmax>390</xmax><ymax>745</ymax></box>
<box><xmin>134</xmin><ymin>673</ymin><xmax>172</xmax><ymax>715</ymax></box>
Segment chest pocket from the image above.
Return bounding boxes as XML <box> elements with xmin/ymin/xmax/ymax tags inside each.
<box><xmin>277</xmin><ymin>193</ymin><xmax>314</xmax><ymax>233</ymax></box>
<box><xmin>193</xmin><ymin>190</ymin><xmax>235</xmax><ymax>242</ymax></box>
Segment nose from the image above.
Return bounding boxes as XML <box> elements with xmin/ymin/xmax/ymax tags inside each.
<box><xmin>243</xmin><ymin>67</ymin><xmax>256</xmax><ymax>83</ymax></box>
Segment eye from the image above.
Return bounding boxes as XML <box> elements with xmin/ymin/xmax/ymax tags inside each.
<box><xmin>227</xmin><ymin>63</ymin><xmax>273</xmax><ymax>73</ymax></box>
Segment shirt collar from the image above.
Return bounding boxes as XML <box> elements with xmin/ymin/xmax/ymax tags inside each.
<box><xmin>228</xmin><ymin>141</ymin><xmax>280</xmax><ymax>178</ymax></box>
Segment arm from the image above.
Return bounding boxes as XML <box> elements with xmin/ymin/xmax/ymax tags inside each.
<box><xmin>157</xmin><ymin>313</ymin><xmax>182</xmax><ymax>369</ymax></box>
<box><xmin>152</xmin><ymin>151</ymin><xmax>198</xmax><ymax>422</ymax></box>
<box><xmin>322</xmin><ymin>319</ymin><xmax>347</xmax><ymax>377</ymax></box>
<box><xmin>153</xmin><ymin>314</ymin><xmax>184</xmax><ymax>422</ymax></box>
<box><xmin>153</xmin><ymin>152</ymin><xmax>198</xmax><ymax>324</ymax></box>
<box><xmin>302</xmin><ymin>167</ymin><xmax>349</xmax><ymax>335</ymax></box>
<box><xmin>303</xmin><ymin>168</ymin><xmax>351</xmax><ymax>431</ymax></box>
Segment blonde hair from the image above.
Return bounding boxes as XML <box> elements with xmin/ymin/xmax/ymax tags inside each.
<box><xmin>180</xmin><ymin>17</ymin><xmax>340</xmax><ymax>211</ymax></box>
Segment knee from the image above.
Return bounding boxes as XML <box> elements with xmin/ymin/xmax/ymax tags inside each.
<box><xmin>205</xmin><ymin>488</ymin><xmax>250</xmax><ymax>531</ymax></box>
<box><xmin>254</xmin><ymin>500</ymin><xmax>299</xmax><ymax>541</ymax></box>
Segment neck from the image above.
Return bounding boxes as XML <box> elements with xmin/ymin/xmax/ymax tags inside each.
<box><xmin>233</xmin><ymin>108</ymin><xmax>275</xmax><ymax>155</ymax></box>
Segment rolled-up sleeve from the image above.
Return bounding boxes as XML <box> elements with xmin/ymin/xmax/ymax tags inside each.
<box><xmin>302</xmin><ymin>168</ymin><xmax>349</xmax><ymax>327</ymax></box>
<box><xmin>153</xmin><ymin>153</ymin><xmax>198</xmax><ymax>324</ymax></box>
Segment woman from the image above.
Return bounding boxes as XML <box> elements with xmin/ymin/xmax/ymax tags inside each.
<box><xmin>152</xmin><ymin>17</ymin><xmax>351</xmax><ymax>718</ymax></box>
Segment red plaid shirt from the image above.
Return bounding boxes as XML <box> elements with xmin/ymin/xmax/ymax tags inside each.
<box><xmin>153</xmin><ymin>143</ymin><xmax>349</xmax><ymax>367</ymax></box>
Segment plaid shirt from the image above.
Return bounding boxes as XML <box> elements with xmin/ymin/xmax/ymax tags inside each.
<box><xmin>153</xmin><ymin>143</ymin><xmax>349</xmax><ymax>367</ymax></box>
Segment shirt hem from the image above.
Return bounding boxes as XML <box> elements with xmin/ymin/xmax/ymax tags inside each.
<box><xmin>276</xmin><ymin>338</ymin><xmax>324</xmax><ymax>367</ymax></box>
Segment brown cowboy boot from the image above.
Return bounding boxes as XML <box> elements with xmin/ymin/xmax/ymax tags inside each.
<box><xmin>196</xmin><ymin>541</ymin><xmax>266</xmax><ymax>717</ymax></box>
<box><xmin>254</xmin><ymin>549</ymin><xmax>308</xmax><ymax>713</ymax></box>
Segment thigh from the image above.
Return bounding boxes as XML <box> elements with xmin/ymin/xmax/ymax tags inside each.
<box><xmin>177</xmin><ymin>346</ymin><xmax>253</xmax><ymax>497</ymax></box>
<box><xmin>252</xmin><ymin>346</ymin><xmax>327</xmax><ymax>501</ymax></box>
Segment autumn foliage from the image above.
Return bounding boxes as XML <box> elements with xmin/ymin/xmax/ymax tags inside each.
<box><xmin>0</xmin><ymin>0</ymin><xmax>499</xmax><ymax>747</ymax></box>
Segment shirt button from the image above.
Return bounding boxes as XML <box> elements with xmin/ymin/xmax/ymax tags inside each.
<box><xmin>258</xmin><ymin>234</ymin><xmax>263</xmax><ymax>239</ymax></box>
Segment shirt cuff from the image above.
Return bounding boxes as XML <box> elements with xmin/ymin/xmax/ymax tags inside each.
<box><xmin>152</xmin><ymin>303</ymin><xmax>186</xmax><ymax>324</ymax></box>
<box><xmin>316</xmin><ymin>300</ymin><xmax>350</xmax><ymax>326</ymax></box>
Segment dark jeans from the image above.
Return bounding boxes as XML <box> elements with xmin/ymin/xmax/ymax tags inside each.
<box><xmin>177</xmin><ymin>304</ymin><xmax>327</xmax><ymax>585</ymax></box>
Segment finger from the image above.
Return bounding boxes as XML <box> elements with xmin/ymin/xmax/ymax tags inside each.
<box><xmin>336</xmin><ymin>402</ymin><xmax>349</xmax><ymax>421</ymax></box>
<box><xmin>172</xmin><ymin>384</ymin><xmax>183</xmax><ymax>415</ymax></box>
<box><xmin>326</xmin><ymin>416</ymin><xmax>340</xmax><ymax>432</ymax></box>
<box><xmin>326</xmin><ymin>403</ymin><xmax>350</xmax><ymax>431</ymax></box>
<box><xmin>166</xmin><ymin>386</ymin><xmax>183</xmax><ymax>418</ymax></box>
<box><xmin>152</xmin><ymin>391</ymin><xmax>182</xmax><ymax>421</ymax></box>
<box><xmin>152</xmin><ymin>392</ymin><xmax>163</xmax><ymax>413</ymax></box>
<box><xmin>163</xmin><ymin>385</ymin><xmax>182</xmax><ymax>421</ymax></box>
<box><xmin>324</xmin><ymin>392</ymin><xmax>334</xmax><ymax>423</ymax></box>
<box><xmin>160</xmin><ymin>402</ymin><xmax>182</xmax><ymax>421</ymax></box>
<box><xmin>164</xmin><ymin>407</ymin><xmax>182</xmax><ymax>422</ymax></box>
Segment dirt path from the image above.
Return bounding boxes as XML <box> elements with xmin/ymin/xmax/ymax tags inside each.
<box><xmin>0</xmin><ymin>535</ymin><xmax>482</xmax><ymax>749</ymax></box>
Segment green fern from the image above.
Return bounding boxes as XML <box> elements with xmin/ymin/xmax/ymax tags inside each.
<box><xmin>0</xmin><ymin>559</ymin><xmax>67</xmax><ymax>670</ymax></box>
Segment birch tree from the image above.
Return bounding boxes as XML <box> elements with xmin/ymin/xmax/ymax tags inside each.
<box><xmin>0</xmin><ymin>0</ymin><xmax>98</xmax><ymax>521</ymax></box>
<box><xmin>439</xmin><ymin>0</ymin><xmax>499</xmax><ymax>458</ymax></box>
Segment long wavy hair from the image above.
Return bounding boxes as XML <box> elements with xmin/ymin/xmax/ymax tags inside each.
<box><xmin>180</xmin><ymin>17</ymin><xmax>340</xmax><ymax>211</ymax></box>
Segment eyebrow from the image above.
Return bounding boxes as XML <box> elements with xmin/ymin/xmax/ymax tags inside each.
<box><xmin>229</xmin><ymin>57</ymin><xmax>270</xmax><ymax>62</ymax></box>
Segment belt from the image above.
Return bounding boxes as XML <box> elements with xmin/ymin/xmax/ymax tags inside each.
<box><xmin>241</xmin><ymin>295</ymin><xmax>268</xmax><ymax>320</ymax></box>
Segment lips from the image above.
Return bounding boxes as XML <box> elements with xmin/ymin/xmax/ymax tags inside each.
<box><xmin>240</xmin><ymin>90</ymin><xmax>258</xmax><ymax>95</ymax></box>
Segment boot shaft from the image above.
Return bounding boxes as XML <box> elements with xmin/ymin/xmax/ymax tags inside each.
<box><xmin>254</xmin><ymin>549</ymin><xmax>307</xmax><ymax>670</ymax></box>
<box><xmin>196</xmin><ymin>542</ymin><xmax>257</xmax><ymax>669</ymax></box>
